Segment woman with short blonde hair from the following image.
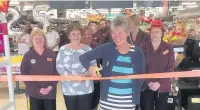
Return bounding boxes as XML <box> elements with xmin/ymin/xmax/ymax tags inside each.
<box><xmin>20</xmin><ymin>29</ymin><xmax>58</xmax><ymax>110</ymax></box>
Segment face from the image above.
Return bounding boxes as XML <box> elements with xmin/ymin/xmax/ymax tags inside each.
<box><xmin>111</xmin><ymin>26</ymin><xmax>128</xmax><ymax>46</ymax></box>
<box><xmin>82</xmin><ymin>30</ymin><xmax>92</xmax><ymax>45</ymax></box>
<box><xmin>22</xmin><ymin>27</ymin><xmax>27</xmax><ymax>33</ymax></box>
<box><xmin>69</xmin><ymin>30</ymin><xmax>81</xmax><ymax>43</ymax></box>
<box><xmin>128</xmin><ymin>22</ymin><xmax>138</xmax><ymax>32</ymax></box>
<box><xmin>48</xmin><ymin>26</ymin><xmax>52</xmax><ymax>32</ymax></box>
<box><xmin>100</xmin><ymin>21</ymin><xmax>106</xmax><ymax>29</ymax></box>
<box><xmin>150</xmin><ymin>28</ymin><xmax>162</xmax><ymax>42</ymax></box>
<box><xmin>32</xmin><ymin>35</ymin><xmax>45</xmax><ymax>48</ymax></box>
<box><xmin>91</xmin><ymin>26</ymin><xmax>98</xmax><ymax>35</ymax></box>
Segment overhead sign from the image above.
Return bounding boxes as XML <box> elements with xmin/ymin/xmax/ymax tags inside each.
<box><xmin>136</xmin><ymin>1</ymin><xmax>163</xmax><ymax>7</ymax></box>
<box><xmin>49</xmin><ymin>1</ymin><xmax>90</xmax><ymax>9</ymax></box>
<box><xmin>92</xmin><ymin>1</ymin><xmax>133</xmax><ymax>9</ymax></box>
<box><xmin>88</xmin><ymin>15</ymin><xmax>105</xmax><ymax>22</ymax></box>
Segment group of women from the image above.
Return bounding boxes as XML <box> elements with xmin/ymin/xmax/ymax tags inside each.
<box><xmin>20</xmin><ymin>15</ymin><xmax>175</xmax><ymax>110</ymax></box>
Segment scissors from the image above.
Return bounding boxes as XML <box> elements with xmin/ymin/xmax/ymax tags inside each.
<box><xmin>95</xmin><ymin>66</ymin><xmax>101</xmax><ymax>77</ymax></box>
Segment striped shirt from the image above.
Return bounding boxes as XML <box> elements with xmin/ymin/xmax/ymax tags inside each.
<box><xmin>100</xmin><ymin>46</ymin><xmax>136</xmax><ymax>110</ymax></box>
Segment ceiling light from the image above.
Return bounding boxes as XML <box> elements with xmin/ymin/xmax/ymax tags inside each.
<box><xmin>178</xmin><ymin>8</ymin><xmax>186</xmax><ymax>11</ymax></box>
<box><xmin>186</xmin><ymin>5</ymin><xmax>198</xmax><ymax>8</ymax></box>
<box><xmin>182</xmin><ymin>2</ymin><xmax>196</xmax><ymax>6</ymax></box>
<box><xmin>111</xmin><ymin>8</ymin><xmax>122</xmax><ymax>12</ymax></box>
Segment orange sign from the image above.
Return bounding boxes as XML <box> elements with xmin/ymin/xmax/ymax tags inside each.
<box><xmin>88</xmin><ymin>15</ymin><xmax>105</xmax><ymax>22</ymax></box>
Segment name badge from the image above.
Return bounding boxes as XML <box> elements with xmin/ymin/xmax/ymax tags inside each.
<box><xmin>47</xmin><ymin>58</ymin><xmax>52</xmax><ymax>62</ymax></box>
<box><xmin>163</xmin><ymin>50</ymin><xmax>169</xmax><ymax>55</ymax></box>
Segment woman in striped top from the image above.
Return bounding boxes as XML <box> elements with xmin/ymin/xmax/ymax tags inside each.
<box><xmin>80</xmin><ymin>16</ymin><xmax>145</xmax><ymax>110</ymax></box>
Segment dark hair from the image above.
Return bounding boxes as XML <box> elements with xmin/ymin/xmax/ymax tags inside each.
<box><xmin>90</xmin><ymin>21</ymin><xmax>99</xmax><ymax>25</ymax></box>
<box><xmin>67</xmin><ymin>23</ymin><xmax>82</xmax><ymax>36</ymax></box>
<box><xmin>100</xmin><ymin>18</ymin><xmax>106</xmax><ymax>22</ymax></box>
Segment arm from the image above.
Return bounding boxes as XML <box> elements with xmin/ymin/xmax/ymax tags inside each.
<box><xmin>80</xmin><ymin>46</ymin><xmax>98</xmax><ymax>77</ymax></box>
<box><xmin>52</xmin><ymin>32</ymin><xmax>60</xmax><ymax>49</ymax></box>
<box><xmin>164</xmin><ymin>45</ymin><xmax>175</xmax><ymax>72</ymax></box>
<box><xmin>48</xmin><ymin>53</ymin><xmax>59</xmax><ymax>87</ymax></box>
<box><xmin>20</xmin><ymin>54</ymin><xmax>39</xmax><ymax>90</ymax></box>
<box><xmin>158</xmin><ymin>45</ymin><xmax>175</xmax><ymax>85</ymax></box>
<box><xmin>135</xmin><ymin>48</ymin><xmax>146</xmax><ymax>89</ymax></box>
<box><xmin>56</xmin><ymin>47</ymin><xmax>70</xmax><ymax>76</ymax></box>
<box><xmin>79</xmin><ymin>43</ymin><xmax>108</xmax><ymax>70</ymax></box>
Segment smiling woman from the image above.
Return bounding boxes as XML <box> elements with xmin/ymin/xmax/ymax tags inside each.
<box><xmin>79</xmin><ymin>16</ymin><xmax>145</xmax><ymax>110</ymax></box>
<box><xmin>20</xmin><ymin>29</ymin><xmax>58</xmax><ymax>110</ymax></box>
<box><xmin>56</xmin><ymin>23</ymin><xmax>96</xmax><ymax>110</ymax></box>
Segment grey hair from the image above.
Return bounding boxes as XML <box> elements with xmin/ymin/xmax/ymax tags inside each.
<box><xmin>111</xmin><ymin>16</ymin><xmax>129</xmax><ymax>34</ymax></box>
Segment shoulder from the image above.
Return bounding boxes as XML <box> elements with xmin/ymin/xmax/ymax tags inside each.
<box><xmin>45</xmin><ymin>48</ymin><xmax>57</xmax><ymax>57</ymax></box>
<box><xmin>163</xmin><ymin>41</ymin><xmax>173</xmax><ymax>51</ymax></box>
<box><xmin>81</xmin><ymin>44</ymin><xmax>92</xmax><ymax>51</ymax></box>
<box><xmin>134</xmin><ymin>46</ymin><xmax>144</xmax><ymax>56</ymax></box>
<box><xmin>23</xmin><ymin>49</ymin><xmax>33</xmax><ymax>58</ymax></box>
<box><xmin>100</xmin><ymin>42</ymin><xmax>115</xmax><ymax>49</ymax></box>
<box><xmin>60</xmin><ymin>45</ymin><xmax>67</xmax><ymax>51</ymax></box>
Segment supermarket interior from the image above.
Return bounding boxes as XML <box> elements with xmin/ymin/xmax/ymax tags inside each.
<box><xmin>1</xmin><ymin>0</ymin><xmax>200</xmax><ymax>110</ymax></box>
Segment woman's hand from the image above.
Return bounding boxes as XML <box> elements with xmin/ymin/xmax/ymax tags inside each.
<box><xmin>40</xmin><ymin>86</ymin><xmax>53</xmax><ymax>95</ymax></box>
<box><xmin>88</xmin><ymin>66</ymin><xmax>99</xmax><ymax>77</ymax></box>
<box><xmin>148</xmin><ymin>82</ymin><xmax>160</xmax><ymax>91</ymax></box>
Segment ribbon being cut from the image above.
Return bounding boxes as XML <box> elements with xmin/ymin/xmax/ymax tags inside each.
<box><xmin>0</xmin><ymin>70</ymin><xmax>200</xmax><ymax>81</ymax></box>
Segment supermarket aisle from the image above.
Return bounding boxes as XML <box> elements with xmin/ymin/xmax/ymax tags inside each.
<box><xmin>0</xmin><ymin>82</ymin><xmax>66</xmax><ymax>110</ymax></box>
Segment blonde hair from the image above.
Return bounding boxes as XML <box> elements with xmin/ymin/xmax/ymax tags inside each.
<box><xmin>111</xmin><ymin>16</ymin><xmax>129</xmax><ymax>34</ymax></box>
<box><xmin>126</xmin><ymin>14</ymin><xmax>140</xmax><ymax>26</ymax></box>
<box><xmin>30</xmin><ymin>29</ymin><xmax>47</xmax><ymax>48</ymax></box>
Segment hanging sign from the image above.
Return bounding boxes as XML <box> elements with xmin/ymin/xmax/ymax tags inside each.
<box><xmin>87</xmin><ymin>15</ymin><xmax>105</xmax><ymax>22</ymax></box>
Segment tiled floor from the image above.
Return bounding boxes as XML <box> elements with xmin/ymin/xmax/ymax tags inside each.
<box><xmin>0</xmin><ymin>82</ymin><xmax>66</xmax><ymax>110</ymax></box>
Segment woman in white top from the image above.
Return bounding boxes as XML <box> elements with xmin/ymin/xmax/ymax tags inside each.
<box><xmin>17</xmin><ymin>27</ymin><xmax>30</xmax><ymax>55</ymax></box>
<box><xmin>56</xmin><ymin>23</ymin><xmax>96</xmax><ymax>110</ymax></box>
<box><xmin>46</xmin><ymin>26</ymin><xmax>60</xmax><ymax>53</ymax></box>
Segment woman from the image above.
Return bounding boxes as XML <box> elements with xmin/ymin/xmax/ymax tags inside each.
<box><xmin>126</xmin><ymin>14</ymin><xmax>150</xmax><ymax>48</ymax></box>
<box><xmin>17</xmin><ymin>27</ymin><xmax>30</xmax><ymax>55</ymax></box>
<box><xmin>79</xmin><ymin>16</ymin><xmax>145</xmax><ymax>110</ymax></box>
<box><xmin>81</xmin><ymin>26</ymin><xmax>93</xmax><ymax>47</ymax></box>
<box><xmin>20</xmin><ymin>29</ymin><xmax>58</xmax><ymax>110</ymax></box>
<box><xmin>46</xmin><ymin>26</ymin><xmax>60</xmax><ymax>53</ymax></box>
<box><xmin>82</xmin><ymin>26</ymin><xmax>101</xmax><ymax>110</ymax></box>
<box><xmin>140</xmin><ymin>20</ymin><xmax>175</xmax><ymax>110</ymax></box>
<box><xmin>56</xmin><ymin>23</ymin><xmax>96</xmax><ymax>110</ymax></box>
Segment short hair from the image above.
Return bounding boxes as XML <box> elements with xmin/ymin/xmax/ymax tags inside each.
<box><xmin>111</xmin><ymin>16</ymin><xmax>129</xmax><ymax>33</ymax></box>
<box><xmin>30</xmin><ymin>29</ymin><xmax>47</xmax><ymax>48</ymax></box>
<box><xmin>67</xmin><ymin>23</ymin><xmax>82</xmax><ymax>36</ymax></box>
<box><xmin>82</xmin><ymin>26</ymin><xmax>92</xmax><ymax>35</ymax></box>
<box><xmin>100</xmin><ymin>18</ymin><xmax>106</xmax><ymax>22</ymax></box>
<box><xmin>126</xmin><ymin>14</ymin><xmax>140</xmax><ymax>26</ymax></box>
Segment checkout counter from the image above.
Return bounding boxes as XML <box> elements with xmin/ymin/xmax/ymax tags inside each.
<box><xmin>175</xmin><ymin>38</ymin><xmax>200</xmax><ymax>110</ymax></box>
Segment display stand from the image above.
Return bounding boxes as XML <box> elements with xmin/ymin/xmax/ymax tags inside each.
<box><xmin>0</xmin><ymin>12</ymin><xmax>16</xmax><ymax>110</ymax></box>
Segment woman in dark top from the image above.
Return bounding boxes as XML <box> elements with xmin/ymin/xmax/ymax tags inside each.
<box><xmin>140</xmin><ymin>20</ymin><xmax>175</xmax><ymax>110</ymax></box>
<box><xmin>20</xmin><ymin>29</ymin><xmax>58</xmax><ymax>110</ymax></box>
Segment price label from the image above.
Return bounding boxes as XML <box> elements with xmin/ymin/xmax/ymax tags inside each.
<box><xmin>167</xmin><ymin>98</ymin><xmax>173</xmax><ymax>103</ymax></box>
<box><xmin>174</xmin><ymin>47</ymin><xmax>184</xmax><ymax>53</ymax></box>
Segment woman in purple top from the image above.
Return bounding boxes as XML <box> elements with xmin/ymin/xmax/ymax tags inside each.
<box><xmin>20</xmin><ymin>29</ymin><xmax>58</xmax><ymax>110</ymax></box>
<box><xmin>140</xmin><ymin>20</ymin><xmax>175</xmax><ymax>110</ymax></box>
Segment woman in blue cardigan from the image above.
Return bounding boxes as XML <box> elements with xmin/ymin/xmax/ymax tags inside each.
<box><xmin>79</xmin><ymin>16</ymin><xmax>145</xmax><ymax>110</ymax></box>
